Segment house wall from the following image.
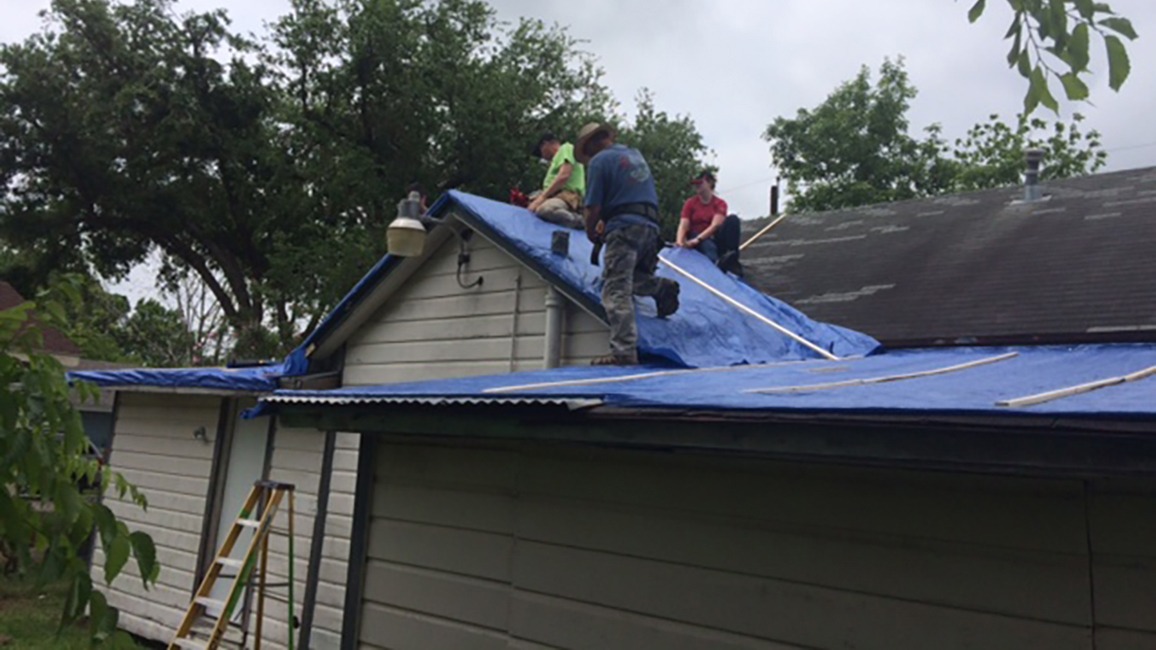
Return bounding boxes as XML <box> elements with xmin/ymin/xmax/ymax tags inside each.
<box><xmin>251</xmin><ymin>427</ymin><xmax>358</xmax><ymax>650</ymax></box>
<box><xmin>316</xmin><ymin>235</ymin><xmax>607</xmax><ymax>645</ymax></box>
<box><xmin>342</xmin><ymin>233</ymin><xmax>607</xmax><ymax>387</ymax></box>
<box><xmin>353</xmin><ymin>437</ymin><xmax>1156</xmax><ymax>650</ymax></box>
<box><xmin>92</xmin><ymin>392</ymin><xmax>222</xmax><ymax>643</ymax></box>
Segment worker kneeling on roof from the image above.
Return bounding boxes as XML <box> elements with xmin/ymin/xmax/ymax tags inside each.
<box><xmin>578</xmin><ymin>122</ymin><xmax>680</xmax><ymax>366</ymax></box>
<box><xmin>679</xmin><ymin>171</ymin><xmax>744</xmax><ymax>276</ymax></box>
<box><xmin>527</xmin><ymin>131</ymin><xmax>585</xmax><ymax>229</ymax></box>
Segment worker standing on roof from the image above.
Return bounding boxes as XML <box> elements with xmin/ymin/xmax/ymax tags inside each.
<box><xmin>677</xmin><ymin>171</ymin><xmax>745</xmax><ymax>276</ymax></box>
<box><xmin>527</xmin><ymin>131</ymin><xmax>585</xmax><ymax>229</ymax></box>
<box><xmin>577</xmin><ymin>122</ymin><xmax>680</xmax><ymax>366</ymax></box>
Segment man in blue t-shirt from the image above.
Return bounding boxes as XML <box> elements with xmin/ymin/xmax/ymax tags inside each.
<box><xmin>576</xmin><ymin>123</ymin><xmax>680</xmax><ymax>365</ymax></box>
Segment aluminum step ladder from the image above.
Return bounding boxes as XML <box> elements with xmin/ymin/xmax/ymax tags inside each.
<box><xmin>169</xmin><ymin>480</ymin><xmax>296</xmax><ymax>650</ymax></box>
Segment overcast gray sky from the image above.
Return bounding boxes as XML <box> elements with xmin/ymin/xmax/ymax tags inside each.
<box><xmin>3</xmin><ymin>0</ymin><xmax>1153</xmax><ymax>299</ymax></box>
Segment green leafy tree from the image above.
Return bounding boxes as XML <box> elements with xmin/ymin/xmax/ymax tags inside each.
<box><xmin>1</xmin><ymin>0</ymin><xmax>616</xmax><ymax>355</ymax></box>
<box><xmin>764</xmin><ymin>58</ymin><xmax>1107</xmax><ymax>212</ymax></box>
<box><xmin>617</xmin><ymin>90</ymin><xmax>714</xmax><ymax>238</ymax></box>
<box><xmin>52</xmin><ymin>276</ymin><xmax>133</xmax><ymax>364</ymax></box>
<box><xmin>967</xmin><ymin>0</ymin><xmax>1139</xmax><ymax>113</ymax></box>
<box><xmin>261</xmin><ymin>0</ymin><xmax>614</xmax><ymax>340</ymax></box>
<box><xmin>0</xmin><ymin>0</ymin><xmax>292</xmax><ymax>359</ymax></box>
<box><xmin>116</xmin><ymin>299</ymin><xmax>199</xmax><ymax>367</ymax></box>
<box><xmin>764</xmin><ymin>59</ymin><xmax>946</xmax><ymax>213</ymax></box>
<box><xmin>943</xmin><ymin>112</ymin><xmax>1106</xmax><ymax>191</ymax></box>
<box><xmin>0</xmin><ymin>287</ymin><xmax>158</xmax><ymax>646</ymax></box>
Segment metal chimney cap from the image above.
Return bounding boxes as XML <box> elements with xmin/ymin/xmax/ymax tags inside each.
<box><xmin>1025</xmin><ymin>149</ymin><xmax>1045</xmax><ymax>165</ymax></box>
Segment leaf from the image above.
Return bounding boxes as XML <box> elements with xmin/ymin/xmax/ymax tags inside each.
<box><xmin>88</xmin><ymin>590</ymin><xmax>109</xmax><ymax>638</ymax></box>
<box><xmin>1105</xmin><ymin>34</ymin><xmax>1131</xmax><ymax>91</ymax></box>
<box><xmin>1047</xmin><ymin>0</ymin><xmax>1069</xmax><ymax>48</ymax></box>
<box><xmin>92</xmin><ymin>503</ymin><xmax>116</xmax><ymax>546</ymax></box>
<box><xmin>1060</xmin><ymin>72</ymin><xmax>1090</xmax><ymax>100</ymax></box>
<box><xmin>1099</xmin><ymin>17</ymin><xmax>1138</xmax><ymax>39</ymax></box>
<box><xmin>104</xmin><ymin>534</ymin><xmax>130</xmax><ymax>585</ymax></box>
<box><xmin>1031</xmin><ymin>66</ymin><xmax>1060</xmax><ymax>113</ymax></box>
<box><xmin>1067</xmin><ymin>23</ymin><xmax>1091</xmax><ymax>71</ymax></box>
<box><xmin>1024</xmin><ymin>68</ymin><xmax>1042</xmax><ymax>114</ymax></box>
<box><xmin>1016</xmin><ymin>49</ymin><xmax>1032</xmax><ymax>78</ymax></box>
<box><xmin>130</xmin><ymin>531</ymin><xmax>159</xmax><ymax>587</ymax></box>
<box><xmin>968</xmin><ymin>0</ymin><xmax>986</xmax><ymax>23</ymax></box>
<box><xmin>1007</xmin><ymin>29</ymin><xmax>1023</xmax><ymax>67</ymax></box>
<box><xmin>1073</xmin><ymin>0</ymin><xmax>1095</xmax><ymax>19</ymax></box>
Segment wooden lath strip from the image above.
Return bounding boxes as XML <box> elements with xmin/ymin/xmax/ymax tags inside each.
<box><xmin>483</xmin><ymin>358</ymin><xmax>864</xmax><ymax>394</ymax></box>
<box><xmin>746</xmin><ymin>352</ymin><xmax>1019</xmax><ymax>395</ymax></box>
<box><xmin>997</xmin><ymin>364</ymin><xmax>1156</xmax><ymax>408</ymax></box>
<box><xmin>657</xmin><ymin>255</ymin><xmax>841</xmax><ymax>361</ymax></box>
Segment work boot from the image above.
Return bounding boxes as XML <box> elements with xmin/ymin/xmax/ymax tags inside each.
<box><xmin>717</xmin><ymin>251</ymin><xmax>744</xmax><ymax>277</ymax></box>
<box><xmin>591</xmin><ymin>352</ymin><xmax>639</xmax><ymax>366</ymax></box>
<box><xmin>655</xmin><ymin>280</ymin><xmax>680</xmax><ymax>319</ymax></box>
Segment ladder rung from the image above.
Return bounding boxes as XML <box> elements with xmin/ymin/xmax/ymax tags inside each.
<box><xmin>194</xmin><ymin>596</ymin><xmax>226</xmax><ymax>611</ymax></box>
<box><xmin>171</xmin><ymin>481</ymin><xmax>296</xmax><ymax>648</ymax></box>
<box><xmin>216</xmin><ymin>557</ymin><xmax>245</xmax><ymax>570</ymax></box>
<box><xmin>191</xmin><ymin>617</ymin><xmax>240</xmax><ymax>633</ymax></box>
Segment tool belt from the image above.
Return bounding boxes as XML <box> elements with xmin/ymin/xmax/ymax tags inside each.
<box><xmin>602</xmin><ymin>202</ymin><xmax>660</xmax><ymax>224</ymax></box>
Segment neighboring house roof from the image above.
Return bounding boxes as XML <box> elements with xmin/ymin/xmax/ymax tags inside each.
<box><xmin>0</xmin><ymin>280</ymin><xmax>83</xmax><ymax>356</ymax></box>
<box><xmin>263</xmin><ymin>343</ymin><xmax>1156</xmax><ymax>423</ymax></box>
<box><xmin>288</xmin><ymin>190</ymin><xmax>879</xmax><ymax>374</ymax></box>
<box><xmin>740</xmin><ymin>166</ymin><xmax>1156</xmax><ymax>347</ymax></box>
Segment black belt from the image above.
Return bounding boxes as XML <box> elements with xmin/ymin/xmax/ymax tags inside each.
<box><xmin>603</xmin><ymin>202</ymin><xmax>660</xmax><ymax>223</ymax></box>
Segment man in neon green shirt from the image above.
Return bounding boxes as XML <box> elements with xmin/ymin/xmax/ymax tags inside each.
<box><xmin>528</xmin><ymin>131</ymin><xmax>585</xmax><ymax>229</ymax></box>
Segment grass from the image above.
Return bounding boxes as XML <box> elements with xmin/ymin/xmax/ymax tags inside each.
<box><xmin>0</xmin><ymin>572</ymin><xmax>149</xmax><ymax>649</ymax></box>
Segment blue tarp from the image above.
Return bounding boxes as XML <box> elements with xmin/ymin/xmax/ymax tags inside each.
<box><xmin>68</xmin><ymin>190</ymin><xmax>879</xmax><ymax>392</ymax></box>
<box><xmin>70</xmin><ymin>362</ymin><xmax>285</xmax><ymax>393</ymax></box>
<box><xmin>448</xmin><ymin>191</ymin><xmax>880</xmax><ymax>366</ymax></box>
<box><xmin>261</xmin><ymin>344</ymin><xmax>1156</xmax><ymax>420</ymax></box>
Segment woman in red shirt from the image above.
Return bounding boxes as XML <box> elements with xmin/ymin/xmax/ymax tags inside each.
<box><xmin>677</xmin><ymin>171</ymin><xmax>727</xmax><ymax>262</ymax></box>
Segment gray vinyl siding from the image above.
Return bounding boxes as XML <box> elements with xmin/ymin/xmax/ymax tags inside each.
<box><xmin>253</xmin><ymin>230</ymin><xmax>607</xmax><ymax>646</ymax></box>
<box><xmin>343</xmin><ymin>234</ymin><xmax>607</xmax><ymax>387</ymax></box>
<box><xmin>92</xmin><ymin>392</ymin><xmax>222</xmax><ymax>644</ymax></box>
<box><xmin>355</xmin><ymin>439</ymin><xmax>1156</xmax><ymax>650</ymax></box>
<box><xmin>244</xmin><ymin>425</ymin><xmax>346</xmax><ymax>650</ymax></box>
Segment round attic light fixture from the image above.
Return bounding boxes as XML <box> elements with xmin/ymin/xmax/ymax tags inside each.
<box><xmin>387</xmin><ymin>191</ymin><xmax>427</xmax><ymax>257</ymax></box>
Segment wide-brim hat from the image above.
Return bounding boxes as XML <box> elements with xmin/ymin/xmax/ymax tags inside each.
<box><xmin>575</xmin><ymin>123</ymin><xmax>615</xmax><ymax>164</ymax></box>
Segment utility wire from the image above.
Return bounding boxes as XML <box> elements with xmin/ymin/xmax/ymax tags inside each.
<box><xmin>717</xmin><ymin>140</ymin><xmax>1156</xmax><ymax>195</ymax></box>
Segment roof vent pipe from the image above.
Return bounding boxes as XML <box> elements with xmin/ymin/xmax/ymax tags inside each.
<box><xmin>1024</xmin><ymin>149</ymin><xmax>1044</xmax><ymax>202</ymax></box>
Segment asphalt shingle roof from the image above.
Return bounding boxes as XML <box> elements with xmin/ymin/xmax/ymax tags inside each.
<box><xmin>740</xmin><ymin>166</ymin><xmax>1156</xmax><ymax>346</ymax></box>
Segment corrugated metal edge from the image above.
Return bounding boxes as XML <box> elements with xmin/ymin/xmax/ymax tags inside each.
<box><xmin>261</xmin><ymin>394</ymin><xmax>603</xmax><ymax>410</ymax></box>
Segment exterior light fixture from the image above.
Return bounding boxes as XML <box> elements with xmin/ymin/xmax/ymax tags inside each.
<box><xmin>386</xmin><ymin>191</ymin><xmax>428</xmax><ymax>257</ymax></box>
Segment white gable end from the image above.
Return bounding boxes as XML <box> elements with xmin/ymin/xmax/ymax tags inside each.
<box><xmin>342</xmin><ymin>227</ymin><xmax>607</xmax><ymax>387</ymax></box>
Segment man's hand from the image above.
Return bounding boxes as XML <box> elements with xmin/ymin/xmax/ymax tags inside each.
<box><xmin>527</xmin><ymin>196</ymin><xmax>544</xmax><ymax>213</ymax></box>
<box><xmin>587</xmin><ymin>220</ymin><xmax>604</xmax><ymax>244</ymax></box>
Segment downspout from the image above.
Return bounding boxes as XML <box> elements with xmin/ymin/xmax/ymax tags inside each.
<box><xmin>298</xmin><ymin>430</ymin><xmax>336</xmax><ymax>650</ymax></box>
<box><xmin>340</xmin><ymin>433</ymin><xmax>377</xmax><ymax>650</ymax></box>
<box><xmin>544</xmin><ymin>287</ymin><xmax>564</xmax><ymax>369</ymax></box>
<box><xmin>508</xmin><ymin>274</ymin><xmax>522</xmax><ymax>372</ymax></box>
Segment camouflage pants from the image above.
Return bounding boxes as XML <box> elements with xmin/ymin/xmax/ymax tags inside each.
<box><xmin>601</xmin><ymin>223</ymin><xmax>670</xmax><ymax>359</ymax></box>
